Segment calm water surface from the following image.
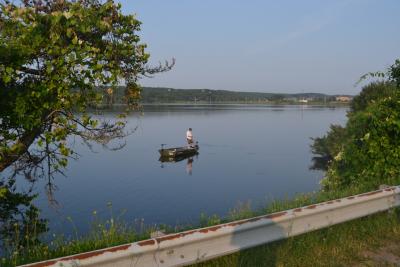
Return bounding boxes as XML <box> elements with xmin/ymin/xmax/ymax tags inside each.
<box><xmin>22</xmin><ymin>105</ymin><xmax>347</xmax><ymax>236</ymax></box>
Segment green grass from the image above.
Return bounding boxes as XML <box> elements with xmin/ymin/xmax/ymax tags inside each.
<box><xmin>2</xmin><ymin>185</ymin><xmax>398</xmax><ymax>266</ymax></box>
<box><xmin>1</xmin><ymin>208</ymin><xmax>153</xmax><ymax>267</ymax></box>
<box><xmin>192</xmin><ymin>209</ymin><xmax>400</xmax><ymax>267</ymax></box>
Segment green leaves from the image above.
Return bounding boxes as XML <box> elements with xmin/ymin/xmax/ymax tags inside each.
<box><xmin>389</xmin><ymin>59</ymin><xmax>400</xmax><ymax>87</ymax></box>
<box><xmin>325</xmin><ymin>90</ymin><xmax>400</xmax><ymax>191</ymax></box>
<box><xmin>357</xmin><ymin>59</ymin><xmax>400</xmax><ymax>88</ymax></box>
<box><xmin>72</xmin><ymin>35</ymin><xmax>78</xmax><ymax>45</ymax></box>
<box><xmin>59</xmin><ymin>143</ymin><xmax>70</xmax><ymax>157</ymax></box>
<box><xmin>1</xmin><ymin>0</ymin><xmax>173</xmax><ymax>176</ymax></box>
<box><xmin>0</xmin><ymin>0</ymin><xmax>151</xmax><ymax>174</ymax></box>
<box><xmin>313</xmin><ymin>59</ymin><xmax>400</xmax><ymax>192</ymax></box>
<box><xmin>0</xmin><ymin>187</ymin><xmax>7</xmax><ymax>199</ymax></box>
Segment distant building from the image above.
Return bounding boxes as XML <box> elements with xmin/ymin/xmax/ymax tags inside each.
<box><xmin>336</xmin><ymin>96</ymin><xmax>352</xmax><ymax>102</ymax></box>
<box><xmin>299</xmin><ymin>99</ymin><xmax>308</xmax><ymax>103</ymax></box>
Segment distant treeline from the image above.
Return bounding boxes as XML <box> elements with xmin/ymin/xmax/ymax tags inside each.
<box><xmin>98</xmin><ymin>86</ymin><xmax>351</xmax><ymax>104</ymax></box>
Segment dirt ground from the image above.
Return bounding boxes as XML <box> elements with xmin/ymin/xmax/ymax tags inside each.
<box><xmin>356</xmin><ymin>242</ymin><xmax>400</xmax><ymax>266</ymax></box>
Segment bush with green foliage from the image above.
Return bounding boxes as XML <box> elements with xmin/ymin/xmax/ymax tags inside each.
<box><xmin>0</xmin><ymin>179</ymin><xmax>48</xmax><ymax>257</ymax></box>
<box><xmin>314</xmin><ymin>59</ymin><xmax>400</xmax><ymax>191</ymax></box>
<box><xmin>350</xmin><ymin>81</ymin><xmax>397</xmax><ymax>113</ymax></box>
<box><xmin>310</xmin><ymin>124</ymin><xmax>347</xmax><ymax>171</ymax></box>
<box><xmin>322</xmin><ymin>93</ymin><xmax>400</xmax><ymax>190</ymax></box>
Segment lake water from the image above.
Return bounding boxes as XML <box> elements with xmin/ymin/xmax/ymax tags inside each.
<box><xmin>20</xmin><ymin>105</ymin><xmax>347</xmax><ymax>236</ymax></box>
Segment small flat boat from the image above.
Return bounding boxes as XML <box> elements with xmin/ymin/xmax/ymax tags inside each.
<box><xmin>159</xmin><ymin>143</ymin><xmax>199</xmax><ymax>158</ymax></box>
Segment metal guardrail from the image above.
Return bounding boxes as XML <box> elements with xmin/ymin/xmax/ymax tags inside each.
<box><xmin>22</xmin><ymin>186</ymin><xmax>400</xmax><ymax>267</ymax></box>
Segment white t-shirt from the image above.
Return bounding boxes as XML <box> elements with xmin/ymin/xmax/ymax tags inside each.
<box><xmin>186</xmin><ymin>130</ymin><xmax>193</xmax><ymax>140</ymax></box>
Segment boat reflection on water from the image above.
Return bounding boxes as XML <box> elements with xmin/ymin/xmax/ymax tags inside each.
<box><xmin>159</xmin><ymin>153</ymin><xmax>198</xmax><ymax>175</ymax></box>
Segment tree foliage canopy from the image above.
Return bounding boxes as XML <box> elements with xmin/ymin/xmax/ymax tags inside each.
<box><xmin>0</xmin><ymin>178</ymin><xmax>47</xmax><ymax>255</ymax></box>
<box><xmin>313</xmin><ymin>59</ymin><xmax>400</xmax><ymax>191</ymax></box>
<box><xmin>0</xmin><ymin>0</ymin><xmax>173</xmax><ymax>177</ymax></box>
<box><xmin>350</xmin><ymin>81</ymin><xmax>397</xmax><ymax>113</ymax></box>
<box><xmin>310</xmin><ymin>124</ymin><xmax>347</xmax><ymax>171</ymax></box>
<box><xmin>323</xmin><ymin>94</ymin><xmax>400</xmax><ymax>190</ymax></box>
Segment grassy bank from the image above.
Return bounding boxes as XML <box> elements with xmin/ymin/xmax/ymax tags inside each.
<box><xmin>192</xmin><ymin>208</ymin><xmax>400</xmax><ymax>267</ymax></box>
<box><xmin>3</xmin><ymin>185</ymin><xmax>398</xmax><ymax>266</ymax></box>
<box><xmin>1</xmin><ymin>215</ymin><xmax>152</xmax><ymax>267</ymax></box>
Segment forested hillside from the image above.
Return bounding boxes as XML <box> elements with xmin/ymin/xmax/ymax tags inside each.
<box><xmin>100</xmin><ymin>86</ymin><xmax>348</xmax><ymax>104</ymax></box>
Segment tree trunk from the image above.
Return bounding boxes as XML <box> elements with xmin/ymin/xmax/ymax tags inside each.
<box><xmin>0</xmin><ymin>128</ymin><xmax>41</xmax><ymax>172</ymax></box>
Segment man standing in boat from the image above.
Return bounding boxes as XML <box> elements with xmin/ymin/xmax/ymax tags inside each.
<box><xmin>186</xmin><ymin>128</ymin><xmax>194</xmax><ymax>146</ymax></box>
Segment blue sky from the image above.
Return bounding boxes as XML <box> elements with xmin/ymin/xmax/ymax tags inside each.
<box><xmin>117</xmin><ymin>0</ymin><xmax>400</xmax><ymax>94</ymax></box>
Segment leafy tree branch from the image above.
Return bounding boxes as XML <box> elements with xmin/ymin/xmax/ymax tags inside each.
<box><xmin>0</xmin><ymin>0</ymin><xmax>174</xmax><ymax>179</ymax></box>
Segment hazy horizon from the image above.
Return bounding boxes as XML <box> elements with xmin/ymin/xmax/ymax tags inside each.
<box><xmin>118</xmin><ymin>0</ymin><xmax>400</xmax><ymax>95</ymax></box>
<box><xmin>141</xmin><ymin>86</ymin><xmax>354</xmax><ymax>96</ymax></box>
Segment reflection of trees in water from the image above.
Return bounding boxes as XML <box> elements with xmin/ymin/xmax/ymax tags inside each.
<box><xmin>310</xmin><ymin>156</ymin><xmax>330</xmax><ymax>171</ymax></box>
<box><xmin>0</xmin><ymin>178</ymin><xmax>48</xmax><ymax>256</ymax></box>
<box><xmin>310</xmin><ymin>125</ymin><xmax>347</xmax><ymax>172</ymax></box>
